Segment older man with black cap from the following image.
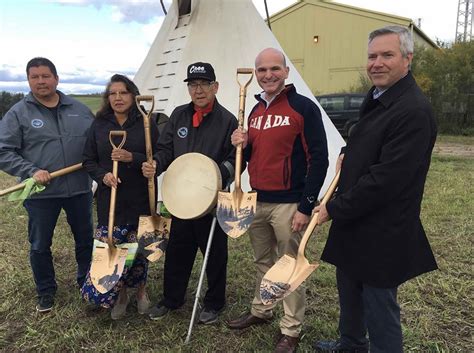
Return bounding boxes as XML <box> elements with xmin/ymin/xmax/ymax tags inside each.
<box><xmin>142</xmin><ymin>62</ymin><xmax>237</xmax><ymax>324</ymax></box>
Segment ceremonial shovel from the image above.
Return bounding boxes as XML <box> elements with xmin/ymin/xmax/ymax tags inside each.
<box><xmin>135</xmin><ymin>95</ymin><xmax>171</xmax><ymax>262</ymax></box>
<box><xmin>90</xmin><ymin>131</ymin><xmax>129</xmax><ymax>293</ymax></box>
<box><xmin>216</xmin><ymin>68</ymin><xmax>257</xmax><ymax>238</ymax></box>
<box><xmin>260</xmin><ymin>171</ymin><xmax>340</xmax><ymax>305</ymax></box>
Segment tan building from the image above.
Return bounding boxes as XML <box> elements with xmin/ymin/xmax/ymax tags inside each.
<box><xmin>269</xmin><ymin>0</ymin><xmax>438</xmax><ymax>94</ymax></box>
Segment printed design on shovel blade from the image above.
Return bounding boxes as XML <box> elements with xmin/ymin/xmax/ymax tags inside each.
<box><xmin>216</xmin><ymin>193</ymin><xmax>255</xmax><ymax>235</ymax></box>
<box><xmin>90</xmin><ymin>239</ymin><xmax>138</xmax><ymax>294</ymax></box>
<box><xmin>98</xmin><ymin>263</ymin><xmax>121</xmax><ymax>289</ymax></box>
<box><xmin>260</xmin><ymin>278</ymin><xmax>290</xmax><ymax>305</ymax></box>
<box><xmin>137</xmin><ymin>217</ymin><xmax>171</xmax><ymax>262</ymax></box>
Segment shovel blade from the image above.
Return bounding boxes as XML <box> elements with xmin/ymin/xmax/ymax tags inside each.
<box><xmin>260</xmin><ymin>256</ymin><xmax>319</xmax><ymax>305</ymax></box>
<box><xmin>260</xmin><ymin>254</ymin><xmax>296</xmax><ymax>304</ymax></box>
<box><xmin>90</xmin><ymin>241</ymin><xmax>128</xmax><ymax>294</ymax></box>
<box><xmin>137</xmin><ymin>214</ymin><xmax>171</xmax><ymax>262</ymax></box>
<box><xmin>286</xmin><ymin>262</ymin><xmax>319</xmax><ymax>294</ymax></box>
<box><xmin>216</xmin><ymin>190</ymin><xmax>257</xmax><ymax>238</ymax></box>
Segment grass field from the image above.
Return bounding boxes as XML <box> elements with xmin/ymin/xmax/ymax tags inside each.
<box><xmin>71</xmin><ymin>94</ymin><xmax>102</xmax><ymax>114</ymax></box>
<box><xmin>0</xmin><ymin>137</ymin><xmax>472</xmax><ymax>352</ymax></box>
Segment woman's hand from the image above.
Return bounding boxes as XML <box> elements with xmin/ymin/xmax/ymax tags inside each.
<box><xmin>142</xmin><ymin>160</ymin><xmax>157</xmax><ymax>179</ymax></box>
<box><xmin>111</xmin><ymin>148</ymin><xmax>133</xmax><ymax>163</ymax></box>
<box><xmin>103</xmin><ymin>172</ymin><xmax>121</xmax><ymax>188</ymax></box>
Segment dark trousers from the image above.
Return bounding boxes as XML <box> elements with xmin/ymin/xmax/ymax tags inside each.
<box><xmin>337</xmin><ymin>268</ymin><xmax>403</xmax><ymax>353</ymax></box>
<box><xmin>160</xmin><ymin>214</ymin><xmax>228</xmax><ymax>311</ymax></box>
<box><xmin>23</xmin><ymin>192</ymin><xmax>93</xmax><ymax>297</ymax></box>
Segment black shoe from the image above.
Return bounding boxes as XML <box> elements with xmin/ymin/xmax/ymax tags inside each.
<box><xmin>36</xmin><ymin>295</ymin><xmax>54</xmax><ymax>313</ymax></box>
<box><xmin>314</xmin><ymin>340</ymin><xmax>368</xmax><ymax>353</ymax></box>
<box><xmin>198</xmin><ymin>307</ymin><xmax>223</xmax><ymax>325</ymax></box>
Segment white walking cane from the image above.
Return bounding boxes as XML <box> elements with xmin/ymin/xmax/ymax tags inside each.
<box><xmin>185</xmin><ymin>216</ymin><xmax>218</xmax><ymax>344</ymax></box>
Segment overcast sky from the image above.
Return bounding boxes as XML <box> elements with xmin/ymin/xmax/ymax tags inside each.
<box><xmin>0</xmin><ymin>0</ymin><xmax>459</xmax><ymax>94</ymax></box>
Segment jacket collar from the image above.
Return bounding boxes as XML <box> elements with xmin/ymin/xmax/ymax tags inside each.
<box><xmin>186</xmin><ymin>97</ymin><xmax>220</xmax><ymax>115</ymax></box>
<box><xmin>26</xmin><ymin>90</ymin><xmax>73</xmax><ymax>107</ymax></box>
<box><xmin>254</xmin><ymin>84</ymin><xmax>296</xmax><ymax>107</ymax></box>
<box><xmin>361</xmin><ymin>71</ymin><xmax>416</xmax><ymax>114</ymax></box>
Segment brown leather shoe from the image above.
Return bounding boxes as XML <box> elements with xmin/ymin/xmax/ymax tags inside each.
<box><xmin>274</xmin><ymin>334</ymin><xmax>299</xmax><ymax>353</ymax></box>
<box><xmin>227</xmin><ymin>312</ymin><xmax>271</xmax><ymax>329</ymax></box>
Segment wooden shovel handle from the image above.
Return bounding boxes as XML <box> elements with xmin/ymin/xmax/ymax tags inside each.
<box><xmin>234</xmin><ymin>68</ymin><xmax>254</xmax><ymax>190</ymax></box>
<box><xmin>0</xmin><ymin>163</ymin><xmax>83</xmax><ymax>197</ymax></box>
<box><xmin>108</xmin><ymin>130</ymin><xmax>127</xmax><ymax>247</ymax></box>
<box><xmin>135</xmin><ymin>95</ymin><xmax>157</xmax><ymax>215</ymax></box>
<box><xmin>109</xmin><ymin>130</ymin><xmax>127</xmax><ymax>150</ymax></box>
<box><xmin>296</xmin><ymin>171</ymin><xmax>341</xmax><ymax>259</ymax></box>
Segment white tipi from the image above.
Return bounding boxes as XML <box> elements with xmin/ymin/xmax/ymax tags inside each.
<box><xmin>134</xmin><ymin>0</ymin><xmax>345</xmax><ymax>196</ymax></box>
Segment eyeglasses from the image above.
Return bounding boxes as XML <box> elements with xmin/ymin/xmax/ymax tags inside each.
<box><xmin>187</xmin><ymin>81</ymin><xmax>215</xmax><ymax>92</ymax></box>
<box><xmin>108</xmin><ymin>91</ymin><xmax>131</xmax><ymax>98</ymax></box>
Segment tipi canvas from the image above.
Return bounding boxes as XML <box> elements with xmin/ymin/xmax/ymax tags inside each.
<box><xmin>134</xmin><ymin>0</ymin><xmax>345</xmax><ymax>196</ymax></box>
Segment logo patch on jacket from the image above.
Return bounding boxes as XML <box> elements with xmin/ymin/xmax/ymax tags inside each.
<box><xmin>177</xmin><ymin>127</ymin><xmax>188</xmax><ymax>138</ymax></box>
<box><xmin>31</xmin><ymin>119</ymin><xmax>44</xmax><ymax>128</ymax></box>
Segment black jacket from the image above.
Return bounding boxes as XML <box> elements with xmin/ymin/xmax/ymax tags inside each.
<box><xmin>321</xmin><ymin>72</ymin><xmax>438</xmax><ymax>288</ymax></box>
<box><xmin>154</xmin><ymin>99</ymin><xmax>238</xmax><ymax>187</ymax></box>
<box><xmin>83</xmin><ymin>112</ymin><xmax>159</xmax><ymax>226</ymax></box>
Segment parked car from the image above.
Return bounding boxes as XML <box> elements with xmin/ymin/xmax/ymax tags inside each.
<box><xmin>316</xmin><ymin>93</ymin><xmax>365</xmax><ymax>137</ymax></box>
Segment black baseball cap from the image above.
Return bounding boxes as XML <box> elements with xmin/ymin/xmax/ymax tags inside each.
<box><xmin>183</xmin><ymin>62</ymin><xmax>216</xmax><ymax>82</ymax></box>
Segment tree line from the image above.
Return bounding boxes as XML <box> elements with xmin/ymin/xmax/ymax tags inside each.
<box><xmin>0</xmin><ymin>92</ymin><xmax>25</xmax><ymax>119</ymax></box>
<box><xmin>412</xmin><ymin>41</ymin><xmax>473</xmax><ymax>135</ymax></box>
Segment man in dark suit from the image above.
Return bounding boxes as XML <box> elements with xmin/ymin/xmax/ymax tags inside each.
<box><xmin>313</xmin><ymin>26</ymin><xmax>438</xmax><ymax>353</ymax></box>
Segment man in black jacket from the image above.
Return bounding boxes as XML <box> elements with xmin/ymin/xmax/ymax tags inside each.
<box><xmin>142</xmin><ymin>62</ymin><xmax>237</xmax><ymax>325</ymax></box>
<box><xmin>314</xmin><ymin>26</ymin><xmax>438</xmax><ymax>353</ymax></box>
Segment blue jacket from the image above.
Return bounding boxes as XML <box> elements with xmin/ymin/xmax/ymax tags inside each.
<box><xmin>0</xmin><ymin>91</ymin><xmax>93</xmax><ymax>198</ymax></box>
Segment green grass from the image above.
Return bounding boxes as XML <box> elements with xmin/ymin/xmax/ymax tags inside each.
<box><xmin>71</xmin><ymin>94</ymin><xmax>102</xmax><ymax>114</ymax></box>
<box><xmin>0</xmin><ymin>137</ymin><xmax>472</xmax><ymax>352</ymax></box>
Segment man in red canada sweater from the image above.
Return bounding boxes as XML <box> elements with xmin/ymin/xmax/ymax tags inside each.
<box><xmin>227</xmin><ymin>48</ymin><xmax>329</xmax><ymax>353</ymax></box>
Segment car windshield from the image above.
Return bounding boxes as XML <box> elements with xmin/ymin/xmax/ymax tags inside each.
<box><xmin>349</xmin><ymin>96</ymin><xmax>364</xmax><ymax>109</ymax></box>
<box><xmin>318</xmin><ymin>96</ymin><xmax>344</xmax><ymax>111</ymax></box>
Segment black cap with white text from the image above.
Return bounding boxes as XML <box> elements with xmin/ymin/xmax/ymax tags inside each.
<box><xmin>184</xmin><ymin>62</ymin><xmax>216</xmax><ymax>82</ymax></box>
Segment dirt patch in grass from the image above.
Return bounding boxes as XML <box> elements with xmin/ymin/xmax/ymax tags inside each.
<box><xmin>434</xmin><ymin>141</ymin><xmax>473</xmax><ymax>158</ymax></box>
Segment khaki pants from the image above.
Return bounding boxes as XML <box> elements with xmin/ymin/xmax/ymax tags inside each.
<box><xmin>249</xmin><ymin>202</ymin><xmax>305</xmax><ymax>337</ymax></box>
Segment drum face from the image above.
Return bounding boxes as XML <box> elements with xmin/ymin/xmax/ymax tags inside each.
<box><xmin>162</xmin><ymin>153</ymin><xmax>222</xmax><ymax>219</ymax></box>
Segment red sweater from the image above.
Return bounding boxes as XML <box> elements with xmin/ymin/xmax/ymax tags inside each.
<box><xmin>244</xmin><ymin>84</ymin><xmax>329</xmax><ymax>215</ymax></box>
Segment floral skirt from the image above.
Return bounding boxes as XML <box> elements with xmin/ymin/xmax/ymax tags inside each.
<box><xmin>81</xmin><ymin>224</ymin><xmax>148</xmax><ymax>308</ymax></box>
